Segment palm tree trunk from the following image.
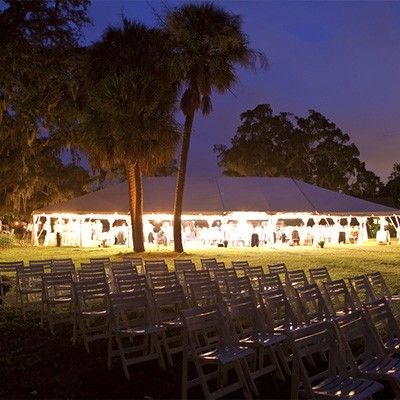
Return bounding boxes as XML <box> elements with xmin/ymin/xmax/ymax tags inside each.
<box><xmin>126</xmin><ymin>161</ymin><xmax>145</xmax><ymax>252</ymax></box>
<box><xmin>173</xmin><ymin>112</ymin><xmax>195</xmax><ymax>253</ymax></box>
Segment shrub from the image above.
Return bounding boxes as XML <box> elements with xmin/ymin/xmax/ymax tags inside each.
<box><xmin>0</xmin><ymin>234</ymin><xmax>16</xmax><ymax>248</ymax></box>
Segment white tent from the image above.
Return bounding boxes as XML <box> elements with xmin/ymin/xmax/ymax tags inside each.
<box><xmin>32</xmin><ymin>176</ymin><xmax>399</xmax><ymax>247</ymax></box>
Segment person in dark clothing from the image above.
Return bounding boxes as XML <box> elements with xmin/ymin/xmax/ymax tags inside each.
<box><xmin>251</xmin><ymin>233</ymin><xmax>259</xmax><ymax>247</ymax></box>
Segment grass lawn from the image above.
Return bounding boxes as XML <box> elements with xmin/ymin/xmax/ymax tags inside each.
<box><xmin>0</xmin><ymin>242</ymin><xmax>399</xmax><ymax>399</ymax></box>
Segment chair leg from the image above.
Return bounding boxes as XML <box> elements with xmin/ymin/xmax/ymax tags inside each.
<box><xmin>72</xmin><ymin>312</ymin><xmax>78</xmax><ymax>346</ymax></box>
<box><xmin>181</xmin><ymin>346</ymin><xmax>188</xmax><ymax>399</ymax></box>
<box><xmin>116</xmin><ymin>334</ymin><xmax>130</xmax><ymax>380</ymax></box>
<box><xmin>162</xmin><ymin>331</ymin><xmax>173</xmax><ymax>367</ymax></box>
<box><xmin>194</xmin><ymin>359</ymin><xmax>211</xmax><ymax>399</ymax></box>
<box><xmin>241</xmin><ymin>358</ymin><xmax>259</xmax><ymax>397</ymax></box>
<box><xmin>49</xmin><ymin>307</ymin><xmax>55</xmax><ymax>335</ymax></box>
<box><xmin>277</xmin><ymin>344</ymin><xmax>291</xmax><ymax>375</ymax></box>
<box><xmin>107</xmin><ymin>332</ymin><xmax>113</xmax><ymax>370</ymax></box>
<box><xmin>234</xmin><ymin>360</ymin><xmax>253</xmax><ymax>400</ymax></box>
<box><xmin>21</xmin><ymin>294</ymin><xmax>26</xmax><ymax>320</ymax></box>
<box><xmin>270</xmin><ymin>347</ymin><xmax>285</xmax><ymax>381</ymax></box>
<box><xmin>153</xmin><ymin>334</ymin><xmax>166</xmax><ymax>370</ymax></box>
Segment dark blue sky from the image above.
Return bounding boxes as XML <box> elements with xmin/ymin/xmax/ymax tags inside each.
<box><xmin>85</xmin><ymin>0</ymin><xmax>400</xmax><ymax>181</ymax></box>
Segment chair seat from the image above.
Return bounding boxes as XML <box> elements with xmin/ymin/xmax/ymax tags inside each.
<box><xmin>359</xmin><ymin>356</ymin><xmax>400</xmax><ymax>377</ymax></box>
<box><xmin>312</xmin><ymin>376</ymin><xmax>383</xmax><ymax>399</ymax></box>
<box><xmin>384</xmin><ymin>338</ymin><xmax>400</xmax><ymax>351</ymax></box>
<box><xmin>118</xmin><ymin>324</ymin><xmax>166</xmax><ymax>336</ymax></box>
<box><xmin>47</xmin><ymin>297</ymin><xmax>72</xmax><ymax>304</ymax></box>
<box><xmin>199</xmin><ymin>345</ymin><xmax>254</xmax><ymax>365</ymax></box>
<box><xmin>240</xmin><ymin>332</ymin><xmax>286</xmax><ymax>347</ymax></box>
<box><xmin>81</xmin><ymin>310</ymin><xmax>108</xmax><ymax>317</ymax></box>
<box><xmin>163</xmin><ymin>318</ymin><xmax>183</xmax><ymax>328</ymax></box>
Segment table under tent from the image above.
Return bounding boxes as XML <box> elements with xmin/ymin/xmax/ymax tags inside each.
<box><xmin>31</xmin><ymin>176</ymin><xmax>400</xmax><ymax>248</ymax></box>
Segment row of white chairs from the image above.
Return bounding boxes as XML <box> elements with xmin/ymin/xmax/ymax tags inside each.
<box><xmin>2</xmin><ymin>257</ymin><xmax>400</xmax><ymax>399</ymax></box>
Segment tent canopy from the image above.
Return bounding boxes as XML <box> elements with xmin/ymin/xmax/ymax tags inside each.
<box><xmin>33</xmin><ymin>176</ymin><xmax>399</xmax><ymax>216</ymax></box>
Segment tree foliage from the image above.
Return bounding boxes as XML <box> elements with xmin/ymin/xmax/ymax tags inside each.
<box><xmin>215</xmin><ymin>104</ymin><xmax>382</xmax><ymax>198</ymax></box>
<box><xmin>79</xmin><ymin>19</ymin><xmax>179</xmax><ymax>251</ymax></box>
<box><xmin>0</xmin><ymin>0</ymin><xmax>91</xmax><ymax>215</ymax></box>
<box><xmin>381</xmin><ymin>163</ymin><xmax>400</xmax><ymax>207</ymax></box>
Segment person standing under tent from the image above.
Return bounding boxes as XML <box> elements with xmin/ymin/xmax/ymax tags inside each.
<box><xmin>54</xmin><ymin>219</ymin><xmax>63</xmax><ymax>247</ymax></box>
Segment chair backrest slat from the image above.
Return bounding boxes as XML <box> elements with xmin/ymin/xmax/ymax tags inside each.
<box><xmin>323</xmin><ymin>279</ymin><xmax>358</xmax><ymax>317</ymax></box>
<box><xmin>348</xmin><ymin>275</ymin><xmax>377</xmax><ymax>308</ymax></box>
<box><xmin>309</xmin><ymin>267</ymin><xmax>331</xmax><ymax>287</ymax></box>
<box><xmin>268</xmin><ymin>263</ymin><xmax>288</xmax><ymax>282</ymax></box>
<box><xmin>144</xmin><ymin>261</ymin><xmax>168</xmax><ymax>276</ymax></box>
<box><xmin>296</xmin><ymin>283</ymin><xmax>332</xmax><ymax>323</ymax></box>
<box><xmin>287</xmin><ymin>269</ymin><xmax>309</xmax><ymax>288</ymax></box>
<box><xmin>115</xmin><ymin>275</ymin><xmax>147</xmax><ymax>293</ymax></box>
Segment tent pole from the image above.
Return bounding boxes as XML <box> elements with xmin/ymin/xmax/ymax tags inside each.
<box><xmin>79</xmin><ymin>217</ymin><xmax>83</xmax><ymax>247</ymax></box>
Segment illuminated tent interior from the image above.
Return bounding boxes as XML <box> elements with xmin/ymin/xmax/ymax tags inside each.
<box><xmin>32</xmin><ymin>177</ymin><xmax>400</xmax><ymax>248</ymax></box>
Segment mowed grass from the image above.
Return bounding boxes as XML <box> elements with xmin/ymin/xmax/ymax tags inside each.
<box><xmin>2</xmin><ymin>240</ymin><xmax>400</xmax><ymax>292</ymax></box>
<box><xmin>0</xmin><ymin>242</ymin><xmax>399</xmax><ymax>399</ymax></box>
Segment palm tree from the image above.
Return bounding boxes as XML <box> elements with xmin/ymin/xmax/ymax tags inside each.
<box><xmin>81</xmin><ymin>21</ymin><xmax>179</xmax><ymax>252</ymax></box>
<box><xmin>165</xmin><ymin>2</ymin><xmax>267</xmax><ymax>252</ymax></box>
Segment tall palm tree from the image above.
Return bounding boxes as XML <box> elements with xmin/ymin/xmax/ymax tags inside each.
<box><xmin>165</xmin><ymin>2</ymin><xmax>267</xmax><ymax>252</ymax></box>
<box><xmin>81</xmin><ymin>21</ymin><xmax>179</xmax><ymax>252</ymax></box>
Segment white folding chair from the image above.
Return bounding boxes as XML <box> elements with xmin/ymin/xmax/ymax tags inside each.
<box><xmin>268</xmin><ymin>263</ymin><xmax>288</xmax><ymax>283</ymax></box>
<box><xmin>184</xmin><ymin>270</ymin><xmax>211</xmax><ymax>298</ymax></box>
<box><xmin>214</xmin><ymin>268</ymin><xmax>237</xmax><ymax>295</ymax></box>
<box><xmin>244</xmin><ymin>266</ymin><xmax>265</xmax><ymax>291</ymax></box>
<box><xmin>16</xmin><ymin>264</ymin><xmax>44</xmax><ymax>319</ymax></box>
<box><xmin>78</xmin><ymin>263</ymin><xmax>107</xmax><ymax>281</ymax></box>
<box><xmin>348</xmin><ymin>275</ymin><xmax>377</xmax><ymax>309</ymax></box>
<box><xmin>225</xmin><ymin>276</ymin><xmax>254</xmax><ymax>300</ymax></box>
<box><xmin>258</xmin><ymin>272</ymin><xmax>284</xmax><ymax>292</ymax></box>
<box><xmin>363</xmin><ymin>299</ymin><xmax>400</xmax><ymax>356</ymax></box>
<box><xmin>295</xmin><ymin>283</ymin><xmax>333</xmax><ymax>324</ymax></box>
<box><xmin>200</xmin><ymin>258</ymin><xmax>217</xmax><ymax>269</ymax></box>
<box><xmin>41</xmin><ymin>271</ymin><xmax>73</xmax><ymax>333</ymax></box>
<box><xmin>151</xmin><ymin>284</ymin><xmax>189</xmax><ymax>364</ymax></box>
<box><xmin>335</xmin><ymin>310</ymin><xmax>400</xmax><ymax>397</ymax></box>
<box><xmin>289</xmin><ymin>321</ymin><xmax>383</xmax><ymax>400</ymax></box>
<box><xmin>323</xmin><ymin>279</ymin><xmax>359</xmax><ymax>322</ymax></box>
<box><xmin>148</xmin><ymin>272</ymin><xmax>180</xmax><ymax>290</ymax></box>
<box><xmin>231</xmin><ymin>260</ymin><xmax>250</xmax><ymax>276</ymax></box>
<box><xmin>224</xmin><ymin>295</ymin><xmax>287</xmax><ymax>382</ymax></box>
<box><xmin>144</xmin><ymin>260</ymin><xmax>168</xmax><ymax>276</ymax></box>
<box><xmin>190</xmin><ymin>280</ymin><xmax>221</xmax><ymax>307</ymax></box>
<box><xmin>309</xmin><ymin>266</ymin><xmax>332</xmax><ymax>287</ymax></box>
<box><xmin>366</xmin><ymin>272</ymin><xmax>400</xmax><ymax>306</ymax></box>
<box><xmin>115</xmin><ymin>275</ymin><xmax>148</xmax><ymax>294</ymax></box>
<box><xmin>107</xmin><ymin>291</ymin><xmax>168</xmax><ymax>379</ymax></box>
<box><xmin>287</xmin><ymin>270</ymin><xmax>309</xmax><ymax>289</ymax></box>
<box><xmin>109</xmin><ymin>261</ymin><xmax>138</xmax><ymax>291</ymax></box>
<box><xmin>174</xmin><ymin>261</ymin><xmax>196</xmax><ymax>289</ymax></box>
<box><xmin>181</xmin><ymin>304</ymin><xmax>256</xmax><ymax>399</ymax></box>
<box><xmin>50</xmin><ymin>259</ymin><xmax>75</xmax><ymax>274</ymax></box>
<box><xmin>72</xmin><ymin>278</ymin><xmax>109</xmax><ymax>352</ymax></box>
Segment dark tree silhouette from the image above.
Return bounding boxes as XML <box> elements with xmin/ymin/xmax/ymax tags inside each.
<box><xmin>215</xmin><ymin>104</ymin><xmax>382</xmax><ymax>197</ymax></box>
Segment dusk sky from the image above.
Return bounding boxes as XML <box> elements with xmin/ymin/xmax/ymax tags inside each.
<box><xmin>85</xmin><ymin>0</ymin><xmax>400</xmax><ymax>181</ymax></box>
